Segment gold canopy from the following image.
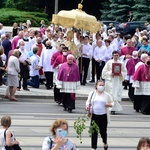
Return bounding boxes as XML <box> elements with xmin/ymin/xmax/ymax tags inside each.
<box><xmin>52</xmin><ymin>3</ymin><xmax>101</xmax><ymax>33</ymax></box>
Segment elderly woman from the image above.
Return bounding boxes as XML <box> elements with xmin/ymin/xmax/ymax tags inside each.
<box><xmin>6</xmin><ymin>49</ymin><xmax>20</xmax><ymax>101</ymax></box>
<box><xmin>42</xmin><ymin>118</ymin><xmax>76</xmax><ymax>150</ymax></box>
<box><xmin>0</xmin><ymin>115</ymin><xmax>20</xmax><ymax>149</ymax></box>
<box><xmin>86</xmin><ymin>80</ymin><xmax>114</xmax><ymax>150</ymax></box>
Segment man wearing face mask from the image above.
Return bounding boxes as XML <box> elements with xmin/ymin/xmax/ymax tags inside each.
<box><xmin>18</xmin><ymin>41</ymin><xmax>30</xmax><ymax>91</ymax></box>
<box><xmin>52</xmin><ymin>47</ymin><xmax>73</xmax><ymax>69</ymax></box>
<box><xmin>102</xmin><ymin>51</ymin><xmax>127</xmax><ymax>115</ymax></box>
<box><xmin>126</xmin><ymin>51</ymin><xmax>140</xmax><ymax>102</ymax></box>
<box><xmin>86</xmin><ymin>80</ymin><xmax>114</xmax><ymax>150</ymax></box>
<box><xmin>132</xmin><ymin>56</ymin><xmax>150</xmax><ymax>114</ymax></box>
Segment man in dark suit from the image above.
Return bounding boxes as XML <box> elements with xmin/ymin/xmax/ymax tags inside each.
<box><xmin>2</xmin><ymin>33</ymin><xmax>12</xmax><ymax>61</ymax></box>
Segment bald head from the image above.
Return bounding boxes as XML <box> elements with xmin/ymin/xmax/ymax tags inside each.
<box><xmin>67</xmin><ymin>54</ymin><xmax>74</xmax><ymax>64</ymax></box>
<box><xmin>46</xmin><ymin>40</ymin><xmax>51</xmax><ymax>45</ymax></box>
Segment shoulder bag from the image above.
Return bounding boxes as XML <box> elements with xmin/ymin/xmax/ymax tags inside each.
<box><xmin>4</xmin><ymin>129</ymin><xmax>22</xmax><ymax>150</ymax></box>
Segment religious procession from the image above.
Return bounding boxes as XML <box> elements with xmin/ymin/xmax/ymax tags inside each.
<box><xmin>0</xmin><ymin>1</ymin><xmax>150</xmax><ymax>116</ymax></box>
<box><xmin>0</xmin><ymin>1</ymin><xmax>150</xmax><ymax>150</ymax></box>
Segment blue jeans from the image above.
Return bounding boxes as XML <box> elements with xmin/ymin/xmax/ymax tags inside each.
<box><xmin>27</xmin><ymin>75</ymin><xmax>39</xmax><ymax>88</ymax></box>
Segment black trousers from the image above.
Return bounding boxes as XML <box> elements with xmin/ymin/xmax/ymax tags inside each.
<box><xmin>19</xmin><ymin>64</ymin><xmax>29</xmax><ymax>89</ymax></box>
<box><xmin>62</xmin><ymin>93</ymin><xmax>75</xmax><ymax>110</ymax></box>
<box><xmin>44</xmin><ymin>71</ymin><xmax>53</xmax><ymax>88</ymax></box>
<box><xmin>91</xmin><ymin>113</ymin><xmax>107</xmax><ymax>149</ymax></box>
<box><xmin>91</xmin><ymin>58</ymin><xmax>96</xmax><ymax>81</ymax></box>
<box><xmin>79</xmin><ymin>57</ymin><xmax>90</xmax><ymax>84</ymax></box>
<box><xmin>128</xmin><ymin>83</ymin><xmax>134</xmax><ymax>102</ymax></box>
<box><xmin>95</xmin><ymin>61</ymin><xmax>105</xmax><ymax>81</ymax></box>
<box><xmin>53</xmin><ymin>85</ymin><xmax>63</xmax><ymax>103</ymax></box>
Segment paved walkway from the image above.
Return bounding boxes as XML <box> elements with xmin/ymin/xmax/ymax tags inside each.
<box><xmin>0</xmin><ymin>82</ymin><xmax>129</xmax><ymax>100</ymax></box>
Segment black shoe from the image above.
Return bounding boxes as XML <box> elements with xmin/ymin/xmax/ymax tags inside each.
<box><xmin>89</xmin><ymin>80</ymin><xmax>95</xmax><ymax>83</ymax></box>
<box><xmin>23</xmin><ymin>88</ymin><xmax>30</xmax><ymax>91</ymax></box>
<box><xmin>124</xmin><ymin>86</ymin><xmax>128</xmax><ymax>90</ymax></box>
<box><xmin>47</xmin><ymin>86</ymin><xmax>52</xmax><ymax>90</ymax></box>
<box><xmin>68</xmin><ymin>109</ymin><xmax>72</xmax><ymax>113</ymax></box>
<box><xmin>111</xmin><ymin>111</ymin><xmax>115</xmax><ymax>115</ymax></box>
<box><xmin>104</xmin><ymin>145</ymin><xmax>108</xmax><ymax>150</ymax></box>
<box><xmin>63</xmin><ymin>108</ymin><xmax>67</xmax><ymax>111</ymax></box>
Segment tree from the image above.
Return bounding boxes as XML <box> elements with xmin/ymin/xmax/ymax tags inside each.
<box><xmin>0</xmin><ymin>0</ymin><xmax>5</xmax><ymax>8</ymax></box>
<box><xmin>4</xmin><ymin>0</ymin><xmax>16</xmax><ymax>8</ymax></box>
<box><xmin>132</xmin><ymin>0</ymin><xmax>150</xmax><ymax>21</ymax></box>
<box><xmin>106</xmin><ymin>0</ymin><xmax>135</xmax><ymax>22</ymax></box>
<box><xmin>100</xmin><ymin>0</ymin><xmax>111</xmax><ymax>20</ymax></box>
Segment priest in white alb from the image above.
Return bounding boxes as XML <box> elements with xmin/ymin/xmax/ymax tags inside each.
<box><xmin>102</xmin><ymin>51</ymin><xmax>127</xmax><ymax>114</ymax></box>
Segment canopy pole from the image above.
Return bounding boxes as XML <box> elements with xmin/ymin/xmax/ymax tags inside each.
<box><xmin>54</xmin><ymin>0</ymin><xmax>59</xmax><ymax>14</ymax></box>
<box><xmin>80</xmin><ymin>28</ymin><xmax>83</xmax><ymax>74</ymax></box>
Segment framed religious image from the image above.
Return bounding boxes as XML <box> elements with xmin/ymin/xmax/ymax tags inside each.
<box><xmin>112</xmin><ymin>63</ymin><xmax>121</xmax><ymax>75</ymax></box>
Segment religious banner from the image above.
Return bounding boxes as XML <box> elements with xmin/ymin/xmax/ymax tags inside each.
<box><xmin>112</xmin><ymin>63</ymin><xmax>121</xmax><ymax>75</ymax></box>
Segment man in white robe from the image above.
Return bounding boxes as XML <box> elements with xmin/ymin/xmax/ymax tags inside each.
<box><xmin>39</xmin><ymin>40</ymin><xmax>57</xmax><ymax>89</ymax></box>
<box><xmin>102</xmin><ymin>51</ymin><xmax>127</xmax><ymax>114</ymax></box>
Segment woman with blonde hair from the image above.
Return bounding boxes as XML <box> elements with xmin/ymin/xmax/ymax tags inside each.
<box><xmin>42</xmin><ymin>118</ymin><xmax>76</xmax><ymax>150</ymax></box>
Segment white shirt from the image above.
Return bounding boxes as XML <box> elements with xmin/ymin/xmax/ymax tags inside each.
<box><xmin>39</xmin><ymin>47</ymin><xmax>57</xmax><ymax>72</ymax></box>
<box><xmin>93</xmin><ymin>93</ymin><xmax>107</xmax><ymax>115</ymax></box>
<box><xmin>105</xmin><ymin>45</ymin><xmax>113</xmax><ymax>62</ymax></box>
<box><xmin>0</xmin><ymin>28</ymin><xmax>5</xmax><ymax>37</ymax></box>
<box><xmin>81</xmin><ymin>43</ymin><xmax>93</xmax><ymax>58</ymax></box>
<box><xmin>110</xmin><ymin>40</ymin><xmax>118</xmax><ymax>51</ymax></box>
<box><xmin>0</xmin><ymin>129</ymin><xmax>5</xmax><ymax>150</ymax></box>
<box><xmin>0</xmin><ymin>129</ymin><xmax>15</xmax><ymax>150</ymax></box>
<box><xmin>19</xmin><ymin>48</ymin><xmax>29</xmax><ymax>61</ymax></box>
<box><xmin>93</xmin><ymin>45</ymin><xmax>107</xmax><ymax>61</ymax></box>
<box><xmin>29</xmin><ymin>54</ymin><xmax>40</xmax><ymax>76</ymax></box>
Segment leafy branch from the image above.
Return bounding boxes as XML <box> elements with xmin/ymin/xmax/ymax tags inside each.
<box><xmin>74</xmin><ymin>114</ymin><xmax>99</xmax><ymax>143</ymax></box>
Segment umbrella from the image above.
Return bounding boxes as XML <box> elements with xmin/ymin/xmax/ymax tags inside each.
<box><xmin>52</xmin><ymin>3</ymin><xmax>101</xmax><ymax>33</ymax></box>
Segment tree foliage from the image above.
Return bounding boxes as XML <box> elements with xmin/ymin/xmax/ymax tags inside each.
<box><xmin>99</xmin><ymin>0</ymin><xmax>150</xmax><ymax>22</ymax></box>
<box><xmin>108</xmin><ymin>0</ymin><xmax>134</xmax><ymax>22</ymax></box>
<box><xmin>4</xmin><ymin>0</ymin><xmax>15</xmax><ymax>8</ymax></box>
<box><xmin>1</xmin><ymin>0</ymin><xmax>150</xmax><ymax>23</ymax></box>
<box><xmin>132</xmin><ymin>0</ymin><xmax>150</xmax><ymax>21</ymax></box>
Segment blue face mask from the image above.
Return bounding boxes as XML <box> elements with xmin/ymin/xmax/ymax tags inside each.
<box><xmin>56</xmin><ymin>129</ymin><xmax>67</xmax><ymax>137</ymax></box>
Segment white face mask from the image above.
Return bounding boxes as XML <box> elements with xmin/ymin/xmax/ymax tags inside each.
<box><xmin>63</xmin><ymin>52</ymin><xmax>67</xmax><ymax>56</ymax></box>
<box><xmin>20</xmin><ymin>46</ymin><xmax>24</xmax><ymax>50</ymax></box>
<box><xmin>132</xmin><ymin>56</ymin><xmax>138</xmax><ymax>59</ymax></box>
<box><xmin>97</xmin><ymin>86</ymin><xmax>104</xmax><ymax>92</ymax></box>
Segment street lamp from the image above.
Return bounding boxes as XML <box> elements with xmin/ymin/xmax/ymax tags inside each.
<box><xmin>54</xmin><ymin>0</ymin><xmax>58</xmax><ymax>14</ymax></box>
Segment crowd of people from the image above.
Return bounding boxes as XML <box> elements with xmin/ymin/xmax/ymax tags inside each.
<box><xmin>0</xmin><ymin>20</ymin><xmax>150</xmax><ymax>114</ymax></box>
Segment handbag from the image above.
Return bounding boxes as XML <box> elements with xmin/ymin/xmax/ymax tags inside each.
<box><xmin>4</xmin><ymin>130</ymin><xmax>22</xmax><ymax>150</ymax></box>
<box><xmin>87</xmin><ymin>91</ymin><xmax>94</xmax><ymax>117</ymax></box>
